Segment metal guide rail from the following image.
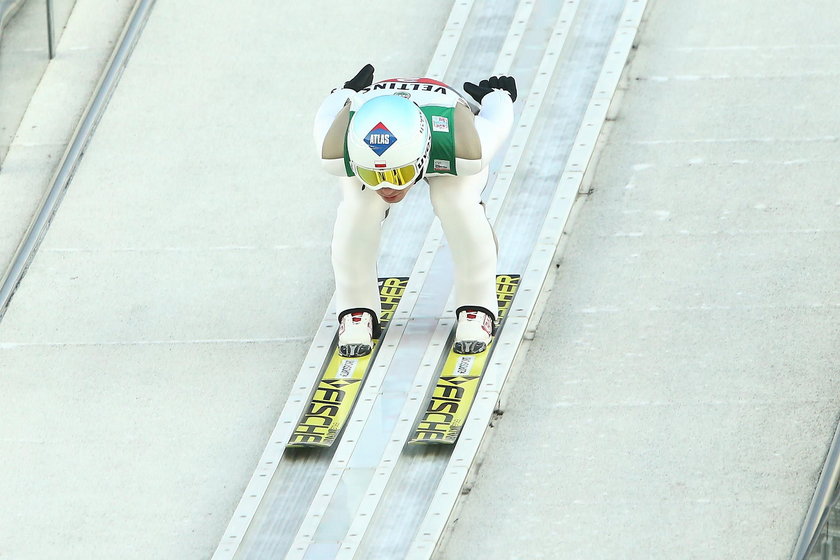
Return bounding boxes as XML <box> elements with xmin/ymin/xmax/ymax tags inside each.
<box><xmin>212</xmin><ymin>0</ymin><xmax>649</xmax><ymax>558</ymax></box>
<box><xmin>0</xmin><ymin>0</ymin><xmax>156</xmax><ymax>318</ymax></box>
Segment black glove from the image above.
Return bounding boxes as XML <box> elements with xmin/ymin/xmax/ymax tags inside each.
<box><xmin>463</xmin><ymin>75</ymin><xmax>517</xmax><ymax>104</ymax></box>
<box><xmin>343</xmin><ymin>64</ymin><xmax>375</xmax><ymax>92</ymax></box>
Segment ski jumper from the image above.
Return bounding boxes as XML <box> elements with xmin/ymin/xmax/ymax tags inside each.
<box><xmin>313</xmin><ymin>78</ymin><xmax>514</xmax><ymax>328</ymax></box>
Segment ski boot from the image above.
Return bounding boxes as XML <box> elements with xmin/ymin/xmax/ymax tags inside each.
<box><xmin>453</xmin><ymin>308</ymin><xmax>495</xmax><ymax>354</ymax></box>
<box><xmin>338</xmin><ymin>310</ymin><xmax>373</xmax><ymax>357</ymax></box>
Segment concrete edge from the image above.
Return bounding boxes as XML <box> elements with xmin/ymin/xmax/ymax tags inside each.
<box><xmin>0</xmin><ymin>0</ymin><xmax>141</xmax><ymax>316</ymax></box>
<box><xmin>0</xmin><ymin>0</ymin><xmax>25</xmax><ymax>32</ymax></box>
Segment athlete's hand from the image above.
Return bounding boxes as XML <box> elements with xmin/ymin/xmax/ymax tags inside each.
<box><xmin>343</xmin><ymin>64</ymin><xmax>375</xmax><ymax>92</ymax></box>
<box><xmin>463</xmin><ymin>75</ymin><xmax>517</xmax><ymax>103</ymax></box>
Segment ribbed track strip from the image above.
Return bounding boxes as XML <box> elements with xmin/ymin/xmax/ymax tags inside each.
<box><xmin>408</xmin><ymin>1</ymin><xmax>649</xmax><ymax>556</ymax></box>
<box><xmin>212</xmin><ymin>2</ymin><xmax>476</xmax><ymax>558</ymax></box>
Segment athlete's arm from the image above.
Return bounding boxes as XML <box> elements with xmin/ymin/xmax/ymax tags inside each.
<box><xmin>313</xmin><ymin>65</ymin><xmax>375</xmax><ymax>155</ymax></box>
<box><xmin>473</xmin><ymin>90</ymin><xmax>515</xmax><ymax>167</ymax></box>
<box><xmin>313</xmin><ymin>88</ymin><xmax>353</xmax><ymax>154</ymax></box>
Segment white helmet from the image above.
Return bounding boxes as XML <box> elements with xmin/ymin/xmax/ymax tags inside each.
<box><xmin>347</xmin><ymin>95</ymin><xmax>431</xmax><ymax>190</ymax></box>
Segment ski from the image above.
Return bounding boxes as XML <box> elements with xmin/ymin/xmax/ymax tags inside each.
<box><xmin>408</xmin><ymin>274</ymin><xmax>520</xmax><ymax>444</ymax></box>
<box><xmin>287</xmin><ymin>277</ymin><xmax>409</xmax><ymax>448</ymax></box>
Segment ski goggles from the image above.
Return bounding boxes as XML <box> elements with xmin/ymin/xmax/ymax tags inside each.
<box><xmin>352</xmin><ymin>161</ymin><xmax>422</xmax><ymax>190</ymax></box>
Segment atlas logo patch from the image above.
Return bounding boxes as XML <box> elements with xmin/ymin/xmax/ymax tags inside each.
<box><xmin>364</xmin><ymin>122</ymin><xmax>397</xmax><ymax>156</ymax></box>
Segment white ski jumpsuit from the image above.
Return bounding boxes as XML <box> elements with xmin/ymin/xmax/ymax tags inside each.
<box><xmin>313</xmin><ymin>78</ymin><xmax>514</xmax><ymax>330</ymax></box>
